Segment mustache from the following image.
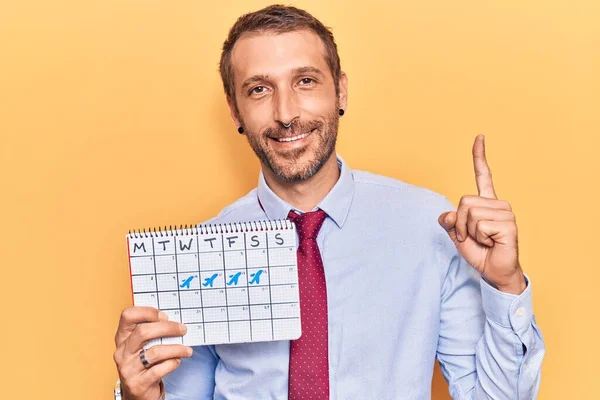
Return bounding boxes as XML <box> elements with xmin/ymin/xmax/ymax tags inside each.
<box><xmin>264</xmin><ymin>119</ymin><xmax>323</xmax><ymax>139</ymax></box>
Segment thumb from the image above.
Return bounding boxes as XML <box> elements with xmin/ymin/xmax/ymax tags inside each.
<box><xmin>438</xmin><ymin>211</ymin><xmax>458</xmax><ymax>244</ymax></box>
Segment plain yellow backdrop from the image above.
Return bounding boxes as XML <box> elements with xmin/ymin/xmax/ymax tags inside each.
<box><xmin>1</xmin><ymin>0</ymin><xmax>598</xmax><ymax>398</ymax></box>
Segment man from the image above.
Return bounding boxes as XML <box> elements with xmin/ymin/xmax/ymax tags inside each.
<box><xmin>113</xmin><ymin>5</ymin><xmax>545</xmax><ymax>399</ymax></box>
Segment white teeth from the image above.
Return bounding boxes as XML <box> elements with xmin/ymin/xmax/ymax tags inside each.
<box><xmin>277</xmin><ymin>132</ymin><xmax>309</xmax><ymax>142</ymax></box>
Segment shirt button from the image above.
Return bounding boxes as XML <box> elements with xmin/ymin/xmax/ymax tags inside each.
<box><xmin>515</xmin><ymin>307</ymin><xmax>526</xmax><ymax>317</ymax></box>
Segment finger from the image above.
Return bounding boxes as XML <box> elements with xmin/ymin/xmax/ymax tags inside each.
<box><xmin>438</xmin><ymin>211</ymin><xmax>458</xmax><ymax>245</ymax></box>
<box><xmin>116</xmin><ymin>307</ymin><xmax>168</xmax><ymax>347</ymax></box>
<box><xmin>456</xmin><ymin>195</ymin><xmax>512</xmax><ymax>241</ymax></box>
<box><xmin>475</xmin><ymin>220</ymin><xmax>518</xmax><ymax>247</ymax></box>
<box><xmin>472</xmin><ymin>134</ymin><xmax>497</xmax><ymax>199</ymax></box>
<box><xmin>126</xmin><ymin>321</ymin><xmax>187</xmax><ymax>355</ymax></box>
<box><xmin>132</xmin><ymin>345</ymin><xmax>193</xmax><ymax>373</ymax></box>
<box><xmin>115</xmin><ymin>344</ymin><xmax>191</xmax><ymax>395</ymax></box>
<box><xmin>143</xmin><ymin>358</ymin><xmax>183</xmax><ymax>384</ymax></box>
<box><xmin>466</xmin><ymin>207</ymin><xmax>515</xmax><ymax>243</ymax></box>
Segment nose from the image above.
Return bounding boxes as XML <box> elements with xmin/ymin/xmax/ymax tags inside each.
<box><xmin>273</xmin><ymin>87</ymin><xmax>300</xmax><ymax>127</ymax></box>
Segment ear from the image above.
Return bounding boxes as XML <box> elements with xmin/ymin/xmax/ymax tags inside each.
<box><xmin>338</xmin><ymin>72</ymin><xmax>348</xmax><ymax>111</ymax></box>
<box><xmin>226</xmin><ymin>96</ymin><xmax>242</xmax><ymax>128</ymax></box>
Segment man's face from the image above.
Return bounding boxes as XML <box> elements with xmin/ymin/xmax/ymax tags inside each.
<box><xmin>228</xmin><ymin>29</ymin><xmax>347</xmax><ymax>182</ymax></box>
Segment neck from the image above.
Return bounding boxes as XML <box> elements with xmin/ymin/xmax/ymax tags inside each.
<box><xmin>262</xmin><ymin>153</ymin><xmax>340</xmax><ymax>212</ymax></box>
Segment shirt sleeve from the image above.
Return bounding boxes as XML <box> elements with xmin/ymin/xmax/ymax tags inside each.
<box><xmin>436</xmin><ymin>240</ymin><xmax>545</xmax><ymax>400</ymax></box>
<box><xmin>162</xmin><ymin>344</ymin><xmax>218</xmax><ymax>399</ymax></box>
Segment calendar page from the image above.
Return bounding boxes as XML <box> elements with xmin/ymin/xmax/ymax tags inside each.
<box><xmin>126</xmin><ymin>220</ymin><xmax>301</xmax><ymax>347</ymax></box>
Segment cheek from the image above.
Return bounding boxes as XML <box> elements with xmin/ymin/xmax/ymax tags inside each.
<box><xmin>297</xmin><ymin>90</ymin><xmax>337</xmax><ymax>114</ymax></box>
<box><xmin>239</xmin><ymin>100</ymin><xmax>272</xmax><ymax>129</ymax></box>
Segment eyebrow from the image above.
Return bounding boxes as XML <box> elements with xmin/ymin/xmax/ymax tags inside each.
<box><xmin>292</xmin><ymin>66</ymin><xmax>324</xmax><ymax>76</ymax></box>
<box><xmin>241</xmin><ymin>75</ymin><xmax>269</xmax><ymax>91</ymax></box>
<box><xmin>240</xmin><ymin>66</ymin><xmax>325</xmax><ymax>91</ymax></box>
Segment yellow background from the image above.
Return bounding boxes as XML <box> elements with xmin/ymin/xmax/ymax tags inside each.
<box><xmin>1</xmin><ymin>0</ymin><xmax>598</xmax><ymax>398</ymax></box>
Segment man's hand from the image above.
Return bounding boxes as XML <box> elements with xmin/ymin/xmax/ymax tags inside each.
<box><xmin>113</xmin><ymin>306</ymin><xmax>193</xmax><ymax>400</ymax></box>
<box><xmin>438</xmin><ymin>135</ymin><xmax>527</xmax><ymax>295</ymax></box>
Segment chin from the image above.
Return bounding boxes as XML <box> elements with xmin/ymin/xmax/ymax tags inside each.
<box><xmin>270</xmin><ymin>154</ymin><xmax>332</xmax><ymax>183</ymax></box>
<box><xmin>251</xmin><ymin>128</ymin><xmax>338</xmax><ymax>183</ymax></box>
<box><xmin>275</xmin><ymin>167</ymin><xmax>318</xmax><ymax>182</ymax></box>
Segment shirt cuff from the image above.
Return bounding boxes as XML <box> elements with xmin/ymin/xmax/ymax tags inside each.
<box><xmin>481</xmin><ymin>274</ymin><xmax>533</xmax><ymax>332</ymax></box>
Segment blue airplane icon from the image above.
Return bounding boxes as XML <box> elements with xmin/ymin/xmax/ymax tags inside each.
<box><xmin>249</xmin><ymin>270</ymin><xmax>264</xmax><ymax>285</ymax></box>
<box><xmin>227</xmin><ymin>272</ymin><xmax>242</xmax><ymax>286</ymax></box>
<box><xmin>180</xmin><ymin>275</ymin><xmax>194</xmax><ymax>289</ymax></box>
<box><xmin>202</xmin><ymin>273</ymin><xmax>219</xmax><ymax>288</ymax></box>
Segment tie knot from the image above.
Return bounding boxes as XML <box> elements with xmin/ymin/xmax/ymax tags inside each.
<box><xmin>287</xmin><ymin>209</ymin><xmax>327</xmax><ymax>241</ymax></box>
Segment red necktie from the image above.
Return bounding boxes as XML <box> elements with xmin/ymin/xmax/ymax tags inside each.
<box><xmin>287</xmin><ymin>210</ymin><xmax>329</xmax><ymax>400</ymax></box>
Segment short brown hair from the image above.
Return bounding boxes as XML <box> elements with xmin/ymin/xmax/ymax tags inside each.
<box><xmin>219</xmin><ymin>5</ymin><xmax>342</xmax><ymax>108</ymax></box>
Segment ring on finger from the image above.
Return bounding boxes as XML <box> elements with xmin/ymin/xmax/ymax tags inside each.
<box><xmin>139</xmin><ymin>348</ymin><xmax>152</xmax><ymax>369</ymax></box>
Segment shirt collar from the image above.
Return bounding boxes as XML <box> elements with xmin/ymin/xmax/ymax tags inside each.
<box><xmin>256</xmin><ymin>154</ymin><xmax>355</xmax><ymax>228</ymax></box>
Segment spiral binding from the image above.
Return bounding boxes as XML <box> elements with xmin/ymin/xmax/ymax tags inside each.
<box><xmin>127</xmin><ymin>219</ymin><xmax>295</xmax><ymax>239</ymax></box>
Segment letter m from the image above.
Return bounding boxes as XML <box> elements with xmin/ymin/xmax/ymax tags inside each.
<box><xmin>133</xmin><ymin>242</ymin><xmax>146</xmax><ymax>253</ymax></box>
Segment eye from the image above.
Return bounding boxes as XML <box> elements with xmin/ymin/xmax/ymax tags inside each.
<box><xmin>250</xmin><ymin>86</ymin><xmax>267</xmax><ymax>96</ymax></box>
<box><xmin>299</xmin><ymin>78</ymin><xmax>315</xmax><ymax>85</ymax></box>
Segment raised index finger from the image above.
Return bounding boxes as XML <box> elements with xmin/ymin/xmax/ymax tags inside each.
<box><xmin>472</xmin><ymin>134</ymin><xmax>497</xmax><ymax>199</ymax></box>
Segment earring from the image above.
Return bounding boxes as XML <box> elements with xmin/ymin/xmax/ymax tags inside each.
<box><xmin>339</xmin><ymin>109</ymin><xmax>345</xmax><ymax>116</ymax></box>
<box><xmin>237</xmin><ymin>127</ymin><xmax>244</xmax><ymax>134</ymax></box>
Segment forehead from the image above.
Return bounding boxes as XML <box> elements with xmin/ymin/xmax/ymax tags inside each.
<box><xmin>230</xmin><ymin>29</ymin><xmax>330</xmax><ymax>85</ymax></box>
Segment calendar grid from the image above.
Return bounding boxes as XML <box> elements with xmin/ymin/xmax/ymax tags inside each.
<box><xmin>139</xmin><ymin>301</ymin><xmax>295</xmax><ymax>310</ymax></box>
<box><xmin>198</xmin><ymin>317</ymin><xmax>295</xmax><ymax>323</ymax></box>
<box><xmin>150</xmin><ymin>239</ymin><xmax>161</xmax><ymax>313</ymax></box>
<box><xmin>221</xmin><ymin>234</ymin><xmax>231</xmax><ymax>342</ymax></box>
<box><xmin>243</xmin><ymin>233</ymin><xmax>253</xmax><ymax>341</ymax></box>
<box><xmin>151</xmin><ymin>238</ymin><xmax>162</xmax><ymax>345</ymax></box>
<box><xmin>174</xmin><ymin>235</ymin><xmax>183</xmax><ymax>324</ymax></box>
<box><xmin>128</xmin><ymin>221</ymin><xmax>301</xmax><ymax>347</ymax></box>
<box><xmin>195</xmin><ymin>233</ymin><xmax>206</xmax><ymax>344</ymax></box>
<box><xmin>131</xmin><ymin>282</ymin><xmax>297</xmax><ymax>294</ymax></box>
<box><xmin>266</xmin><ymin>232</ymin><xmax>275</xmax><ymax>340</ymax></box>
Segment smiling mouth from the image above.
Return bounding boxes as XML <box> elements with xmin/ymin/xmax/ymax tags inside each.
<box><xmin>272</xmin><ymin>128</ymin><xmax>316</xmax><ymax>143</ymax></box>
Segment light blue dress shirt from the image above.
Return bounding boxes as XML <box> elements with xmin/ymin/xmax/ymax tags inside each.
<box><xmin>164</xmin><ymin>155</ymin><xmax>545</xmax><ymax>399</ymax></box>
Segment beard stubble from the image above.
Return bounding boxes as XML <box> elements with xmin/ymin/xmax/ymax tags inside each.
<box><xmin>243</xmin><ymin>107</ymin><xmax>339</xmax><ymax>183</ymax></box>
